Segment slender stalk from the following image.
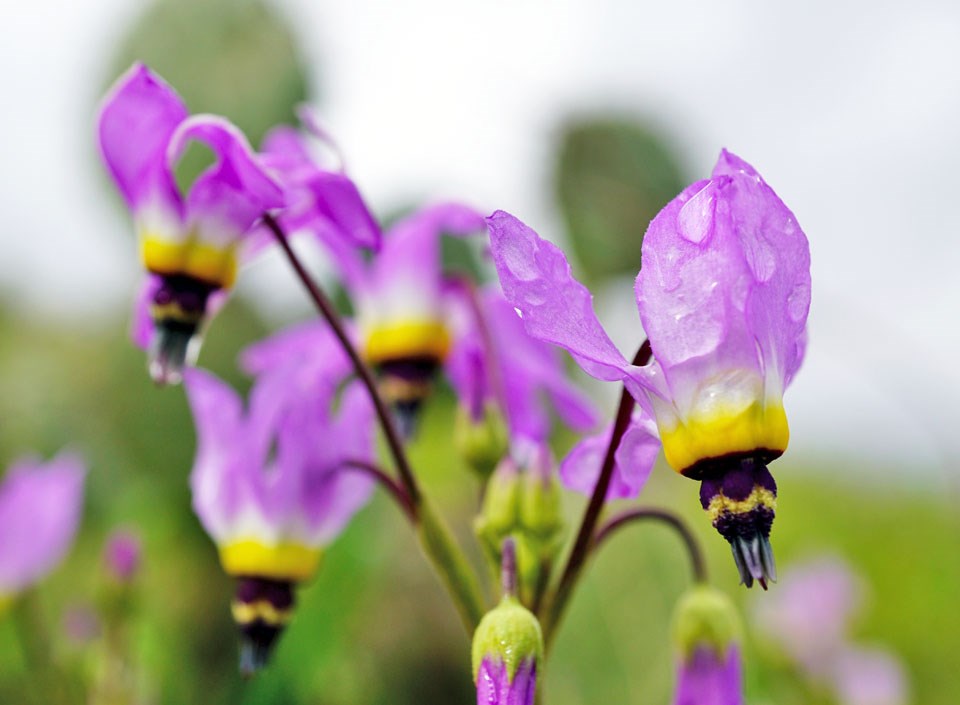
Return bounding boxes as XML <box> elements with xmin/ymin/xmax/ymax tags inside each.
<box><xmin>416</xmin><ymin>498</ymin><xmax>487</xmax><ymax>632</ymax></box>
<box><xmin>541</xmin><ymin>342</ymin><xmax>651</xmax><ymax>642</ymax></box>
<box><xmin>594</xmin><ymin>508</ymin><xmax>707</xmax><ymax>584</ymax></box>
<box><xmin>265</xmin><ymin>213</ymin><xmax>486</xmax><ymax>633</ymax></box>
<box><xmin>263</xmin><ymin>213</ymin><xmax>421</xmax><ymax>508</ymax></box>
<box><xmin>343</xmin><ymin>459</ymin><xmax>416</xmax><ymax>521</ymax></box>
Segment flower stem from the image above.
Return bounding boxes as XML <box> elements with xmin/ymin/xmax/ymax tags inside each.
<box><xmin>343</xmin><ymin>459</ymin><xmax>416</xmax><ymax>521</ymax></box>
<box><xmin>416</xmin><ymin>498</ymin><xmax>487</xmax><ymax>632</ymax></box>
<box><xmin>593</xmin><ymin>507</ymin><xmax>707</xmax><ymax>583</ymax></box>
<box><xmin>540</xmin><ymin>341</ymin><xmax>651</xmax><ymax>645</ymax></box>
<box><xmin>265</xmin><ymin>213</ymin><xmax>486</xmax><ymax>633</ymax></box>
<box><xmin>263</xmin><ymin>213</ymin><xmax>421</xmax><ymax>508</ymax></box>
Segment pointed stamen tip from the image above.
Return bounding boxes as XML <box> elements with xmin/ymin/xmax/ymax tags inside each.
<box><xmin>238</xmin><ymin>638</ymin><xmax>274</xmax><ymax>678</ymax></box>
<box><xmin>730</xmin><ymin>533</ymin><xmax>776</xmax><ymax>590</ymax></box>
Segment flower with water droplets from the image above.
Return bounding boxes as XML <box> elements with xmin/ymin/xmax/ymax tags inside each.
<box><xmin>487</xmin><ymin>150</ymin><xmax>811</xmax><ymax>588</ymax></box>
<box><xmin>472</xmin><ymin>539</ymin><xmax>542</xmax><ymax>705</ymax></box>
<box><xmin>0</xmin><ymin>454</ymin><xmax>85</xmax><ymax>612</ymax></box>
<box><xmin>98</xmin><ymin>63</ymin><xmax>283</xmax><ymax>384</ymax></box>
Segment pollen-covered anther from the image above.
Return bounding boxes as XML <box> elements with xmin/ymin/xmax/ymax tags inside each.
<box><xmin>232</xmin><ymin>576</ymin><xmax>296</xmax><ymax>677</ymax></box>
<box><xmin>699</xmin><ymin>456</ymin><xmax>778</xmax><ymax>590</ymax></box>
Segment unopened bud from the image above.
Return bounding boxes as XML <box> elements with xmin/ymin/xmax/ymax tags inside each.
<box><xmin>104</xmin><ymin>530</ymin><xmax>142</xmax><ymax>583</ymax></box>
<box><xmin>472</xmin><ymin>566</ymin><xmax>543</xmax><ymax>705</ymax></box>
<box><xmin>455</xmin><ymin>403</ymin><xmax>509</xmax><ymax>478</ymax></box>
<box><xmin>671</xmin><ymin>585</ymin><xmax>744</xmax><ymax>705</ymax></box>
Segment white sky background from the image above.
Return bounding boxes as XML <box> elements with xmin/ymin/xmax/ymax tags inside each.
<box><xmin>1</xmin><ymin>0</ymin><xmax>958</xmax><ymax>484</ymax></box>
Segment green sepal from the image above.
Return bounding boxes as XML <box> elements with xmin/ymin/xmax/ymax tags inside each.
<box><xmin>672</xmin><ymin>585</ymin><xmax>743</xmax><ymax>659</ymax></box>
<box><xmin>471</xmin><ymin>596</ymin><xmax>544</xmax><ymax>682</ymax></box>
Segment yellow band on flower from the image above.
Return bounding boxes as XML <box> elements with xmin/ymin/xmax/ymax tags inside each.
<box><xmin>219</xmin><ymin>540</ymin><xmax>322</xmax><ymax>583</ymax></box>
<box><xmin>363</xmin><ymin>320</ymin><xmax>451</xmax><ymax>364</ymax></box>
<box><xmin>231</xmin><ymin>600</ymin><xmax>294</xmax><ymax>627</ymax></box>
<box><xmin>141</xmin><ymin>236</ymin><xmax>239</xmax><ymax>289</ymax></box>
<box><xmin>706</xmin><ymin>487</ymin><xmax>777</xmax><ymax>523</ymax></box>
<box><xmin>661</xmin><ymin>401</ymin><xmax>789</xmax><ymax>474</ymax></box>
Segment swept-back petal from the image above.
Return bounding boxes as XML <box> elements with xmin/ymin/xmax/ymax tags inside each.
<box><xmin>97</xmin><ymin>62</ymin><xmax>186</xmax><ymax>218</ymax></box>
<box><xmin>169</xmin><ymin>115</ymin><xmax>283</xmax><ymax>241</ymax></box>
<box><xmin>559</xmin><ymin>411</ymin><xmax>660</xmax><ymax>500</ymax></box>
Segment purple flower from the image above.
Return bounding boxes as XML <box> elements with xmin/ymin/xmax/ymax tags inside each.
<box><xmin>255</xmin><ymin>107</ymin><xmax>380</xmax><ymax>252</ymax></box>
<box><xmin>833</xmin><ymin>647</ymin><xmax>908</xmax><ymax>705</ymax></box>
<box><xmin>488</xmin><ymin>150</ymin><xmax>811</xmax><ymax>587</ymax></box>
<box><xmin>446</xmin><ymin>284</ymin><xmax>597</xmax><ymax>450</ymax></box>
<box><xmin>559</xmin><ymin>411</ymin><xmax>660</xmax><ymax>500</ymax></box>
<box><xmin>103</xmin><ymin>529</ymin><xmax>142</xmax><ymax>583</ymax></box>
<box><xmin>671</xmin><ymin>585</ymin><xmax>744</xmax><ymax>705</ymax></box>
<box><xmin>674</xmin><ymin>645</ymin><xmax>743</xmax><ymax>705</ymax></box>
<box><xmin>475</xmin><ymin>656</ymin><xmax>537</xmax><ymax>705</ymax></box>
<box><xmin>98</xmin><ymin>63</ymin><xmax>283</xmax><ymax>385</ymax></box>
<box><xmin>751</xmin><ymin>555</ymin><xmax>861</xmax><ymax>677</ymax></box>
<box><xmin>0</xmin><ymin>454</ymin><xmax>85</xmax><ymax>608</ymax></box>
<box><xmin>472</xmin><ymin>594</ymin><xmax>542</xmax><ymax>705</ymax></box>
<box><xmin>184</xmin><ymin>368</ymin><xmax>375</xmax><ymax>673</ymax></box>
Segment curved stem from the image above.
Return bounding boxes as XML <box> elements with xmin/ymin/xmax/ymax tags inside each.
<box><xmin>594</xmin><ymin>508</ymin><xmax>707</xmax><ymax>583</ymax></box>
<box><xmin>343</xmin><ymin>459</ymin><xmax>416</xmax><ymax>522</ymax></box>
<box><xmin>263</xmin><ymin>213</ymin><xmax>421</xmax><ymax>508</ymax></box>
<box><xmin>541</xmin><ymin>341</ymin><xmax>651</xmax><ymax>643</ymax></box>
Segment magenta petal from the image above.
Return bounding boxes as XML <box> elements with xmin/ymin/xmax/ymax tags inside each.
<box><xmin>636</xmin><ymin>151</ymin><xmax>810</xmax><ymax>404</ymax></box>
<box><xmin>184</xmin><ymin>369</ymin><xmax>255</xmax><ymax>541</ymax></box>
<box><xmin>476</xmin><ymin>657</ymin><xmax>537</xmax><ymax>705</ymax></box>
<box><xmin>305</xmin><ymin>171</ymin><xmax>380</xmax><ymax>249</ymax></box>
<box><xmin>97</xmin><ymin>62</ymin><xmax>186</xmax><ymax>215</ymax></box>
<box><xmin>487</xmin><ymin>210</ymin><xmax>632</xmax><ymax>382</ymax></box>
<box><xmin>674</xmin><ymin>645</ymin><xmax>743</xmax><ymax>705</ymax></box>
<box><xmin>559</xmin><ymin>411</ymin><xmax>660</xmax><ymax>500</ymax></box>
<box><xmin>0</xmin><ymin>454</ymin><xmax>85</xmax><ymax>594</ymax></box>
<box><xmin>131</xmin><ymin>274</ymin><xmax>161</xmax><ymax>350</ymax></box>
<box><xmin>169</xmin><ymin>115</ymin><xmax>283</xmax><ymax>236</ymax></box>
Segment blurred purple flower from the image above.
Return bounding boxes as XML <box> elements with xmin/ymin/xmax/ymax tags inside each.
<box><xmin>445</xmin><ymin>284</ymin><xmax>597</xmax><ymax>450</ymax></box>
<box><xmin>103</xmin><ymin>529</ymin><xmax>143</xmax><ymax>583</ymax></box>
<box><xmin>833</xmin><ymin>646</ymin><xmax>908</xmax><ymax>705</ymax></box>
<box><xmin>252</xmin><ymin>106</ymin><xmax>381</xmax><ymax>252</ymax></box>
<box><xmin>62</xmin><ymin>602</ymin><xmax>101</xmax><ymax>645</ymax></box>
<box><xmin>487</xmin><ymin>150</ymin><xmax>811</xmax><ymax>587</ymax></box>
<box><xmin>0</xmin><ymin>454</ymin><xmax>85</xmax><ymax>607</ymax></box>
<box><xmin>98</xmin><ymin>63</ymin><xmax>283</xmax><ymax>385</ymax></box>
<box><xmin>674</xmin><ymin>645</ymin><xmax>743</xmax><ymax>705</ymax></box>
<box><xmin>752</xmin><ymin>555</ymin><xmax>861</xmax><ymax>677</ymax></box>
<box><xmin>184</xmin><ymin>367</ymin><xmax>376</xmax><ymax>673</ymax></box>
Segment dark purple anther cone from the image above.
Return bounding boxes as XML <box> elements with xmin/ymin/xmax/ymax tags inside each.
<box><xmin>148</xmin><ymin>275</ymin><xmax>217</xmax><ymax>386</ymax></box>
<box><xmin>233</xmin><ymin>576</ymin><xmax>295</xmax><ymax>677</ymax></box>
<box><xmin>698</xmin><ymin>456</ymin><xmax>778</xmax><ymax>590</ymax></box>
<box><xmin>376</xmin><ymin>357</ymin><xmax>442</xmax><ymax>438</ymax></box>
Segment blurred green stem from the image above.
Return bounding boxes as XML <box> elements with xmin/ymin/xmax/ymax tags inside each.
<box><xmin>416</xmin><ymin>497</ymin><xmax>487</xmax><ymax>633</ymax></box>
<box><xmin>12</xmin><ymin>590</ymin><xmax>52</xmax><ymax>674</ymax></box>
<box><xmin>540</xmin><ymin>342</ymin><xmax>650</xmax><ymax>647</ymax></box>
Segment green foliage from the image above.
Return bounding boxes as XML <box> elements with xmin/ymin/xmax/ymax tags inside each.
<box><xmin>554</xmin><ymin>118</ymin><xmax>687</xmax><ymax>281</ymax></box>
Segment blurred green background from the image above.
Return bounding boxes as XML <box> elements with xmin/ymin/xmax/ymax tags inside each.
<box><xmin>2</xmin><ymin>0</ymin><xmax>958</xmax><ymax>703</ymax></box>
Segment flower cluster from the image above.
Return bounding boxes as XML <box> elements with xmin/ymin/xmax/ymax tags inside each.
<box><xmin>91</xmin><ymin>60</ymin><xmax>815</xmax><ymax>702</ymax></box>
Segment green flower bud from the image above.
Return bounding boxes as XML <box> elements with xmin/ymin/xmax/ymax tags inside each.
<box><xmin>471</xmin><ymin>595</ymin><xmax>544</xmax><ymax>682</ymax></box>
<box><xmin>455</xmin><ymin>403</ymin><xmax>509</xmax><ymax>478</ymax></box>
<box><xmin>672</xmin><ymin>585</ymin><xmax>743</xmax><ymax>659</ymax></box>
